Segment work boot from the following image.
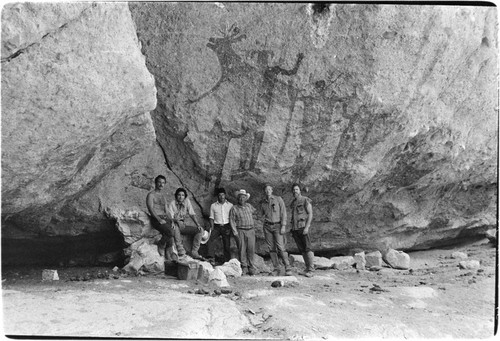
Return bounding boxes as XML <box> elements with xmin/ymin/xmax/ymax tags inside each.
<box><xmin>299</xmin><ymin>252</ymin><xmax>315</xmax><ymax>277</ymax></box>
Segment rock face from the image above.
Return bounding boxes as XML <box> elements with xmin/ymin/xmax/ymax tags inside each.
<box><xmin>129</xmin><ymin>3</ymin><xmax>497</xmax><ymax>255</ymax></box>
<box><xmin>1</xmin><ymin>3</ymin><xmax>497</xmax><ymax>265</ymax></box>
<box><xmin>1</xmin><ymin>3</ymin><xmax>158</xmax><ymax>264</ymax></box>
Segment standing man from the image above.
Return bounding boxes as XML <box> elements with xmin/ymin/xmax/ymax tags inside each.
<box><xmin>229</xmin><ymin>189</ymin><xmax>257</xmax><ymax>276</ymax></box>
<box><xmin>168</xmin><ymin>188</ymin><xmax>204</xmax><ymax>260</ymax></box>
<box><xmin>259</xmin><ymin>184</ymin><xmax>292</xmax><ymax>276</ymax></box>
<box><xmin>208</xmin><ymin>188</ymin><xmax>237</xmax><ymax>263</ymax></box>
<box><xmin>146</xmin><ymin>175</ymin><xmax>186</xmax><ymax>260</ymax></box>
<box><xmin>290</xmin><ymin>183</ymin><xmax>315</xmax><ymax>277</ymax></box>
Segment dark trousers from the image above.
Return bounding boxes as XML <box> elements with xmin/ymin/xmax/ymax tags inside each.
<box><xmin>208</xmin><ymin>223</ymin><xmax>238</xmax><ymax>262</ymax></box>
<box><xmin>291</xmin><ymin>228</ymin><xmax>312</xmax><ymax>253</ymax></box>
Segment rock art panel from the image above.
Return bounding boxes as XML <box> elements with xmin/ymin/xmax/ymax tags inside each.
<box><xmin>130</xmin><ymin>3</ymin><xmax>497</xmax><ymax>253</ymax></box>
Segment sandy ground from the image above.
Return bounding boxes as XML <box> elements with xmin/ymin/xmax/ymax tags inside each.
<box><xmin>2</xmin><ymin>238</ymin><xmax>497</xmax><ymax>339</ymax></box>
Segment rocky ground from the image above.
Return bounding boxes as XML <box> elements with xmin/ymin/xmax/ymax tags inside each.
<box><xmin>2</xmin><ymin>238</ymin><xmax>497</xmax><ymax>339</ymax></box>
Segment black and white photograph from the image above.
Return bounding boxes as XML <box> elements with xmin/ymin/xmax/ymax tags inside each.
<box><xmin>1</xmin><ymin>1</ymin><xmax>498</xmax><ymax>339</ymax></box>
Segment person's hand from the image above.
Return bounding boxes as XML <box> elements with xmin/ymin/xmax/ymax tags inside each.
<box><xmin>302</xmin><ymin>227</ymin><xmax>309</xmax><ymax>235</ymax></box>
<box><xmin>159</xmin><ymin>219</ymin><xmax>166</xmax><ymax>225</ymax></box>
<box><xmin>280</xmin><ymin>226</ymin><xmax>286</xmax><ymax>235</ymax></box>
<box><xmin>197</xmin><ymin>225</ymin><xmax>203</xmax><ymax>232</ymax></box>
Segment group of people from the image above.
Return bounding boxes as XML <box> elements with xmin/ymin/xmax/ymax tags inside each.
<box><xmin>146</xmin><ymin>175</ymin><xmax>316</xmax><ymax>278</ymax></box>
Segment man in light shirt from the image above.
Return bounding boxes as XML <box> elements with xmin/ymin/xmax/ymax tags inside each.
<box><xmin>259</xmin><ymin>184</ymin><xmax>292</xmax><ymax>276</ymax></box>
<box><xmin>168</xmin><ymin>187</ymin><xmax>204</xmax><ymax>260</ymax></box>
<box><xmin>207</xmin><ymin>188</ymin><xmax>238</xmax><ymax>263</ymax></box>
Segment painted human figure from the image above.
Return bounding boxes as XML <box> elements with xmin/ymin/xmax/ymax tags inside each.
<box><xmin>167</xmin><ymin>188</ymin><xmax>204</xmax><ymax>260</ymax></box>
<box><xmin>290</xmin><ymin>183</ymin><xmax>315</xmax><ymax>277</ymax></box>
<box><xmin>146</xmin><ymin>175</ymin><xmax>186</xmax><ymax>260</ymax></box>
<box><xmin>229</xmin><ymin>189</ymin><xmax>257</xmax><ymax>276</ymax></box>
<box><xmin>259</xmin><ymin>184</ymin><xmax>292</xmax><ymax>276</ymax></box>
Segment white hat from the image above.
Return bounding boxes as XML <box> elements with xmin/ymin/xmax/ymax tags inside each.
<box><xmin>200</xmin><ymin>229</ymin><xmax>211</xmax><ymax>244</ymax></box>
<box><xmin>235</xmin><ymin>189</ymin><xmax>250</xmax><ymax>199</ymax></box>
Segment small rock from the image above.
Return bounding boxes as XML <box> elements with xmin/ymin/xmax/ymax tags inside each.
<box><xmin>271</xmin><ymin>280</ymin><xmax>284</xmax><ymax>288</ymax></box>
<box><xmin>42</xmin><ymin>270</ymin><xmax>59</xmax><ymax>281</ymax></box>
<box><xmin>221</xmin><ymin>288</ymin><xmax>233</xmax><ymax>294</ymax></box>
<box><xmin>216</xmin><ymin>258</ymin><xmax>242</xmax><ymax>278</ymax></box>
<box><xmin>214</xmin><ymin>289</ymin><xmax>222</xmax><ymax>295</ymax></box>
<box><xmin>365</xmin><ymin>251</ymin><xmax>383</xmax><ymax>268</ymax></box>
<box><xmin>112</xmin><ymin>266</ymin><xmax>120</xmax><ymax>272</ymax></box>
<box><xmin>313</xmin><ymin>256</ymin><xmax>334</xmax><ymax>270</ymax></box>
<box><xmin>383</xmin><ymin>249</ymin><xmax>410</xmax><ymax>270</ymax></box>
<box><xmin>451</xmin><ymin>251</ymin><xmax>468</xmax><ymax>260</ymax></box>
<box><xmin>368</xmin><ymin>266</ymin><xmax>382</xmax><ymax>271</ymax></box>
<box><xmin>330</xmin><ymin>256</ymin><xmax>355</xmax><ymax>270</ymax></box>
<box><xmin>459</xmin><ymin>260</ymin><xmax>480</xmax><ymax>270</ymax></box>
<box><xmin>208</xmin><ymin>268</ymin><xmax>230</xmax><ymax>287</ymax></box>
<box><xmin>289</xmin><ymin>254</ymin><xmax>305</xmax><ymax>265</ymax></box>
<box><xmin>353</xmin><ymin>252</ymin><xmax>366</xmax><ymax>270</ymax></box>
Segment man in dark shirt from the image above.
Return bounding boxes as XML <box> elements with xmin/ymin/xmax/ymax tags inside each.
<box><xmin>290</xmin><ymin>183</ymin><xmax>314</xmax><ymax>277</ymax></box>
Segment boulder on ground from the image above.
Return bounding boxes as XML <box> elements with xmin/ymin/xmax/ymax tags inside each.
<box><xmin>217</xmin><ymin>258</ymin><xmax>242</xmax><ymax>278</ymax></box>
<box><xmin>42</xmin><ymin>270</ymin><xmax>59</xmax><ymax>281</ymax></box>
<box><xmin>289</xmin><ymin>254</ymin><xmax>304</xmax><ymax>266</ymax></box>
<box><xmin>123</xmin><ymin>239</ymin><xmax>164</xmax><ymax>273</ymax></box>
<box><xmin>383</xmin><ymin>249</ymin><xmax>410</xmax><ymax>270</ymax></box>
<box><xmin>459</xmin><ymin>260</ymin><xmax>481</xmax><ymax>270</ymax></box>
<box><xmin>209</xmin><ymin>268</ymin><xmax>230</xmax><ymax>287</ymax></box>
<box><xmin>365</xmin><ymin>251</ymin><xmax>383</xmax><ymax>268</ymax></box>
<box><xmin>354</xmin><ymin>252</ymin><xmax>366</xmax><ymax>270</ymax></box>
<box><xmin>313</xmin><ymin>256</ymin><xmax>334</xmax><ymax>270</ymax></box>
<box><xmin>197</xmin><ymin>261</ymin><xmax>214</xmax><ymax>283</ymax></box>
<box><xmin>451</xmin><ymin>251</ymin><xmax>468</xmax><ymax>260</ymax></box>
<box><xmin>330</xmin><ymin>256</ymin><xmax>355</xmax><ymax>270</ymax></box>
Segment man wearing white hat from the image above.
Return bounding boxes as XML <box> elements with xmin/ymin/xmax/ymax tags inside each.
<box><xmin>229</xmin><ymin>189</ymin><xmax>257</xmax><ymax>276</ymax></box>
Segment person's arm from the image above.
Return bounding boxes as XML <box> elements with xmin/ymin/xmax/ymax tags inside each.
<box><xmin>279</xmin><ymin>197</ymin><xmax>287</xmax><ymax>234</ymax></box>
<box><xmin>146</xmin><ymin>193</ymin><xmax>166</xmax><ymax>225</ymax></box>
<box><xmin>229</xmin><ymin>207</ymin><xmax>238</xmax><ymax>236</ymax></box>
<box><xmin>303</xmin><ymin>200</ymin><xmax>313</xmax><ymax>235</ymax></box>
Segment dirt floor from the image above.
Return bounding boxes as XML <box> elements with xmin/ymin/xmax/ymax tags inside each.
<box><xmin>2</xmin><ymin>238</ymin><xmax>497</xmax><ymax>339</ymax></box>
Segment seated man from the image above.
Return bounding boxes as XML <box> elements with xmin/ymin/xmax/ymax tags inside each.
<box><xmin>146</xmin><ymin>175</ymin><xmax>186</xmax><ymax>260</ymax></box>
<box><xmin>168</xmin><ymin>187</ymin><xmax>205</xmax><ymax>260</ymax></box>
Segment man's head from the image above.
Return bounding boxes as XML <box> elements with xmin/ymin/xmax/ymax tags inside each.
<box><xmin>175</xmin><ymin>188</ymin><xmax>188</xmax><ymax>203</ymax></box>
<box><xmin>264</xmin><ymin>184</ymin><xmax>273</xmax><ymax>197</ymax></box>
<box><xmin>292</xmin><ymin>183</ymin><xmax>301</xmax><ymax>198</ymax></box>
<box><xmin>154</xmin><ymin>175</ymin><xmax>166</xmax><ymax>190</ymax></box>
<box><xmin>235</xmin><ymin>189</ymin><xmax>250</xmax><ymax>206</ymax></box>
<box><xmin>216</xmin><ymin>188</ymin><xmax>226</xmax><ymax>203</ymax></box>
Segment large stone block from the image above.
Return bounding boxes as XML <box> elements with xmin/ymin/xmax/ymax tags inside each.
<box><xmin>383</xmin><ymin>249</ymin><xmax>410</xmax><ymax>270</ymax></box>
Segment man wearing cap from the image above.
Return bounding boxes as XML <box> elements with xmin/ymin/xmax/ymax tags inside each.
<box><xmin>259</xmin><ymin>184</ymin><xmax>292</xmax><ymax>276</ymax></box>
<box><xmin>168</xmin><ymin>187</ymin><xmax>205</xmax><ymax>260</ymax></box>
<box><xmin>290</xmin><ymin>183</ymin><xmax>315</xmax><ymax>277</ymax></box>
<box><xmin>208</xmin><ymin>188</ymin><xmax>237</xmax><ymax>263</ymax></box>
<box><xmin>229</xmin><ymin>189</ymin><xmax>257</xmax><ymax>276</ymax></box>
<box><xmin>146</xmin><ymin>175</ymin><xmax>187</xmax><ymax>260</ymax></box>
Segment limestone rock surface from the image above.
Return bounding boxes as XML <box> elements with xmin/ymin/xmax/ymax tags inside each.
<box><xmin>1</xmin><ymin>2</ymin><xmax>157</xmax><ymax>260</ymax></box>
<box><xmin>129</xmin><ymin>3</ymin><xmax>497</xmax><ymax>254</ymax></box>
<box><xmin>1</xmin><ymin>3</ymin><xmax>497</xmax><ymax>266</ymax></box>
